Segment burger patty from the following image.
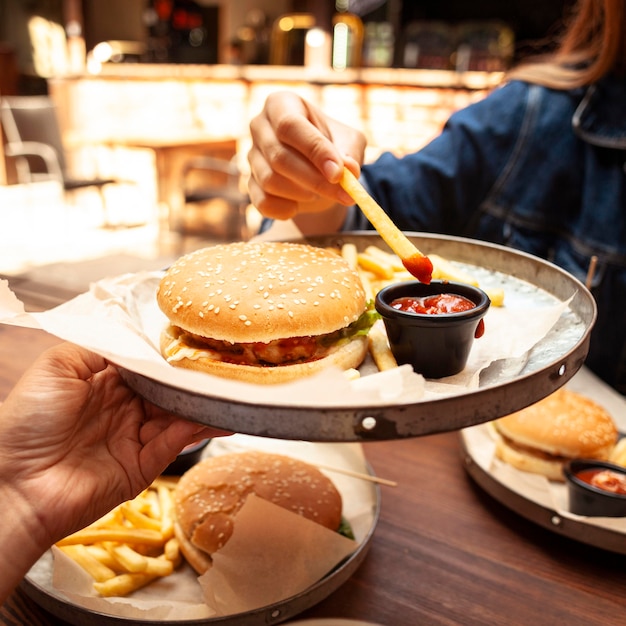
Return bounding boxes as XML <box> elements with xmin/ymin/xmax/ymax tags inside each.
<box><xmin>167</xmin><ymin>326</ymin><xmax>336</xmax><ymax>366</ymax></box>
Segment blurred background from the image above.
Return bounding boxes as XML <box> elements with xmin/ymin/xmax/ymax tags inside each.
<box><xmin>0</xmin><ymin>0</ymin><xmax>572</xmax><ymax>303</ymax></box>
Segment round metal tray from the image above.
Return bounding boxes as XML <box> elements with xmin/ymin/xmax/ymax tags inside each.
<box><xmin>21</xmin><ymin>457</ymin><xmax>380</xmax><ymax>626</ymax></box>
<box><xmin>119</xmin><ymin>232</ymin><xmax>596</xmax><ymax>442</ymax></box>
<box><xmin>459</xmin><ymin>366</ymin><xmax>626</xmax><ymax>555</ymax></box>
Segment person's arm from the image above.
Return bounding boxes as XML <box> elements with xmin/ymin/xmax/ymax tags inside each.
<box><xmin>357</xmin><ymin>81</ymin><xmax>531</xmax><ymax>235</ymax></box>
<box><xmin>247</xmin><ymin>90</ymin><xmax>366</xmax><ymax>235</ymax></box>
<box><xmin>0</xmin><ymin>479</ymin><xmax>51</xmax><ymax>603</ymax></box>
<box><xmin>0</xmin><ymin>342</ymin><xmax>223</xmax><ymax>603</ymax></box>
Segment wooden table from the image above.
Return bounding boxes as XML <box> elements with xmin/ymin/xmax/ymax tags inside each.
<box><xmin>103</xmin><ymin>136</ymin><xmax>238</xmax><ymax>231</ymax></box>
<box><xmin>1</xmin><ymin>324</ymin><xmax>625</xmax><ymax>625</ymax></box>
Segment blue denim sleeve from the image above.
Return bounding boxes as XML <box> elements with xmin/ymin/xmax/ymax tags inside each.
<box><xmin>358</xmin><ymin>80</ymin><xmax>531</xmax><ymax>236</ymax></box>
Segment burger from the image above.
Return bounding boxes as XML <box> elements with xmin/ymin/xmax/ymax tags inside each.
<box><xmin>493</xmin><ymin>388</ymin><xmax>618</xmax><ymax>481</ymax></box>
<box><xmin>157</xmin><ymin>241</ymin><xmax>375</xmax><ymax>384</ymax></box>
<box><xmin>172</xmin><ymin>451</ymin><xmax>345</xmax><ymax>574</ymax></box>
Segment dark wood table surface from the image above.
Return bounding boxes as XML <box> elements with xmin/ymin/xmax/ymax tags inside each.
<box><xmin>1</xmin><ymin>323</ymin><xmax>625</xmax><ymax>626</ymax></box>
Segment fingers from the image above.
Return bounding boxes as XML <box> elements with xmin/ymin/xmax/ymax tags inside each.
<box><xmin>137</xmin><ymin>415</ymin><xmax>228</xmax><ymax>479</ymax></box>
<box><xmin>36</xmin><ymin>343</ymin><xmax>108</xmax><ymax>382</ymax></box>
<box><xmin>248</xmin><ymin>92</ymin><xmax>361</xmax><ymax>219</ymax></box>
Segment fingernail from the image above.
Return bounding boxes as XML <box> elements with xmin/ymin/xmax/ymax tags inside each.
<box><xmin>322</xmin><ymin>160</ymin><xmax>342</xmax><ymax>181</ymax></box>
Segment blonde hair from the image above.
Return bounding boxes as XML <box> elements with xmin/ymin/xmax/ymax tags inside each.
<box><xmin>506</xmin><ymin>0</ymin><xmax>625</xmax><ymax>89</ymax></box>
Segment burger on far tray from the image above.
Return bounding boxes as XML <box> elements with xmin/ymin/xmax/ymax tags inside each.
<box><xmin>157</xmin><ymin>241</ymin><xmax>378</xmax><ymax>384</ymax></box>
<box><xmin>172</xmin><ymin>451</ymin><xmax>348</xmax><ymax>574</ymax></box>
<box><xmin>493</xmin><ymin>388</ymin><xmax>618</xmax><ymax>481</ymax></box>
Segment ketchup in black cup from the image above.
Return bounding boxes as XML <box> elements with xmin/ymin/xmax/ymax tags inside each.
<box><xmin>564</xmin><ymin>459</ymin><xmax>626</xmax><ymax>517</ymax></box>
<box><xmin>375</xmin><ymin>280</ymin><xmax>491</xmax><ymax>379</ymax></box>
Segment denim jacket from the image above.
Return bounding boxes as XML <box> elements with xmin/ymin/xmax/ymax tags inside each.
<box><xmin>347</xmin><ymin>78</ymin><xmax>626</xmax><ymax>393</ymax></box>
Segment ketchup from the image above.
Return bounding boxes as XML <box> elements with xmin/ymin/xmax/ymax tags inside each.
<box><xmin>575</xmin><ymin>468</ymin><xmax>626</xmax><ymax>495</ymax></box>
<box><xmin>402</xmin><ymin>254</ymin><xmax>433</xmax><ymax>284</ymax></box>
<box><xmin>391</xmin><ymin>293</ymin><xmax>485</xmax><ymax>338</ymax></box>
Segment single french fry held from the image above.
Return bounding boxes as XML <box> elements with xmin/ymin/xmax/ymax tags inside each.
<box><xmin>339</xmin><ymin>168</ymin><xmax>433</xmax><ymax>283</ymax></box>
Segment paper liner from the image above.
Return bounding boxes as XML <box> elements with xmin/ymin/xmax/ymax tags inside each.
<box><xmin>0</xmin><ymin>266</ymin><xmax>570</xmax><ymax>408</ymax></box>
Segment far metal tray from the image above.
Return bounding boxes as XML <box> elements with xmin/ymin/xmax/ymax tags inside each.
<box><xmin>119</xmin><ymin>232</ymin><xmax>596</xmax><ymax>442</ymax></box>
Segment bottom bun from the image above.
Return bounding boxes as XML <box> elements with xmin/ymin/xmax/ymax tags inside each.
<box><xmin>494</xmin><ymin>437</ymin><xmax>567</xmax><ymax>482</ymax></box>
<box><xmin>174</xmin><ymin>521</ymin><xmax>213</xmax><ymax>575</ymax></box>
<box><xmin>160</xmin><ymin>330</ymin><xmax>368</xmax><ymax>384</ymax></box>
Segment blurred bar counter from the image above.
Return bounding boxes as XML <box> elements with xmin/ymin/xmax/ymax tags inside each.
<box><xmin>42</xmin><ymin>64</ymin><xmax>501</xmax><ymax>224</ymax></box>
<box><xmin>49</xmin><ymin>63</ymin><xmax>502</xmax><ymax>159</ymax></box>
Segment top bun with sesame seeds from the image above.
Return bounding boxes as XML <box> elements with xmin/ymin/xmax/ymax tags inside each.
<box><xmin>493</xmin><ymin>388</ymin><xmax>618</xmax><ymax>482</ymax></box>
<box><xmin>172</xmin><ymin>450</ymin><xmax>343</xmax><ymax>574</ymax></box>
<box><xmin>156</xmin><ymin>241</ymin><xmax>371</xmax><ymax>384</ymax></box>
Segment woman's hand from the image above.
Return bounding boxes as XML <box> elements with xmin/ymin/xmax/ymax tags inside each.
<box><xmin>247</xmin><ymin>91</ymin><xmax>367</xmax><ymax>226</ymax></box>
<box><xmin>0</xmin><ymin>343</ymin><xmax>224</xmax><ymax>559</ymax></box>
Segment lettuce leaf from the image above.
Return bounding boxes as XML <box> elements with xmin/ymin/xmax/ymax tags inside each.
<box><xmin>318</xmin><ymin>301</ymin><xmax>380</xmax><ymax>347</ymax></box>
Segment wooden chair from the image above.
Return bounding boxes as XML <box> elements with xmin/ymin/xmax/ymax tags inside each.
<box><xmin>179</xmin><ymin>155</ymin><xmax>250</xmax><ymax>241</ymax></box>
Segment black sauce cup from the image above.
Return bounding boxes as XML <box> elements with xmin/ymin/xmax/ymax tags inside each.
<box><xmin>375</xmin><ymin>280</ymin><xmax>491</xmax><ymax>379</ymax></box>
<box><xmin>564</xmin><ymin>459</ymin><xmax>626</xmax><ymax>517</ymax></box>
<box><xmin>163</xmin><ymin>438</ymin><xmax>211</xmax><ymax>475</ymax></box>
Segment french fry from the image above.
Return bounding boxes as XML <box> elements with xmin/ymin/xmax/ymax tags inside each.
<box><xmin>93</xmin><ymin>572</ymin><xmax>158</xmax><ymax>598</ymax></box>
<box><xmin>121</xmin><ymin>500</ymin><xmax>163</xmax><ymax>532</ymax></box>
<box><xmin>358</xmin><ymin>269</ymin><xmax>375</xmax><ymax>302</ymax></box>
<box><xmin>340</xmin><ymin>242</ymin><xmax>359</xmax><ymax>269</ymax></box>
<box><xmin>56</xmin><ymin>477</ymin><xmax>184</xmax><ymax>597</ymax></box>
<box><xmin>56</xmin><ymin>527</ymin><xmax>165</xmax><ymax>548</ymax></box>
<box><xmin>157</xmin><ymin>484</ymin><xmax>175</xmax><ymax>539</ymax></box>
<box><xmin>364</xmin><ymin>245</ymin><xmax>405</xmax><ymax>271</ymax></box>
<box><xmin>107</xmin><ymin>544</ymin><xmax>153</xmax><ymax>573</ymax></box>
<box><xmin>163</xmin><ymin>537</ymin><xmax>181</xmax><ymax>565</ymax></box>
<box><xmin>357</xmin><ymin>252</ymin><xmax>395</xmax><ymax>279</ymax></box>
<box><xmin>429</xmin><ymin>253</ymin><xmax>480</xmax><ymax>286</ymax></box>
<box><xmin>58</xmin><ymin>544</ymin><xmax>117</xmax><ymax>582</ymax></box>
<box><xmin>483</xmin><ymin>288</ymin><xmax>505</xmax><ymax>307</ymax></box>
<box><xmin>368</xmin><ymin>321</ymin><xmax>398</xmax><ymax>372</ymax></box>
<box><xmin>339</xmin><ymin>168</ymin><xmax>431</xmax><ymax>280</ymax></box>
<box><xmin>85</xmin><ymin>545</ymin><xmax>120</xmax><ymax>570</ymax></box>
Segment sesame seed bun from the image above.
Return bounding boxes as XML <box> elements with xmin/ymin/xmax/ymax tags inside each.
<box><xmin>493</xmin><ymin>388</ymin><xmax>618</xmax><ymax>481</ymax></box>
<box><xmin>173</xmin><ymin>451</ymin><xmax>343</xmax><ymax>574</ymax></box>
<box><xmin>156</xmin><ymin>241</ymin><xmax>369</xmax><ymax>383</ymax></box>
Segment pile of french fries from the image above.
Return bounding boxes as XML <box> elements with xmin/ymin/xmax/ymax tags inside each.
<box><xmin>338</xmin><ymin>243</ymin><xmax>505</xmax><ymax>374</ymax></box>
<box><xmin>55</xmin><ymin>476</ymin><xmax>181</xmax><ymax>597</ymax></box>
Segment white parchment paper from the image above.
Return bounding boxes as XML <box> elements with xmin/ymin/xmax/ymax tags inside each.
<box><xmin>0</xmin><ymin>270</ymin><xmax>571</xmax><ymax>408</ymax></box>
